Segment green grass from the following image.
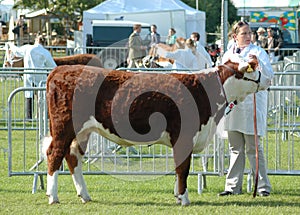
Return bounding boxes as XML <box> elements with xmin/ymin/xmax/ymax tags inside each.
<box><xmin>1</xmin><ymin>126</ymin><xmax>300</xmax><ymax>214</ymax></box>
<box><xmin>0</xmin><ymin>164</ymin><xmax>300</xmax><ymax>214</ymax></box>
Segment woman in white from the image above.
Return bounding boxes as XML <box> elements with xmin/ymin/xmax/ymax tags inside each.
<box><xmin>219</xmin><ymin>21</ymin><xmax>274</xmax><ymax>197</ymax></box>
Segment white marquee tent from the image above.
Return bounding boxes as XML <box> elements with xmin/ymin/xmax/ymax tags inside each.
<box><xmin>82</xmin><ymin>0</ymin><xmax>206</xmax><ymax>46</ymax></box>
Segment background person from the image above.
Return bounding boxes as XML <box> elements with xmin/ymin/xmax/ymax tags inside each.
<box><xmin>219</xmin><ymin>21</ymin><xmax>273</xmax><ymax>197</ymax></box>
<box><xmin>127</xmin><ymin>24</ymin><xmax>147</xmax><ymax>68</ymax></box>
<box><xmin>256</xmin><ymin>27</ymin><xmax>268</xmax><ymax>48</ymax></box>
<box><xmin>266</xmin><ymin>27</ymin><xmax>283</xmax><ymax>63</ymax></box>
<box><xmin>165</xmin><ymin>28</ymin><xmax>177</xmax><ymax>46</ymax></box>
<box><xmin>146</xmin><ymin>24</ymin><xmax>161</xmax><ymax>50</ymax></box>
<box><xmin>160</xmin><ymin>38</ymin><xmax>198</xmax><ymax>69</ymax></box>
<box><xmin>190</xmin><ymin>32</ymin><xmax>213</xmax><ymax>69</ymax></box>
<box><xmin>251</xmin><ymin>31</ymin><xmax>262</xmax><ymax>47</ymax></box>
<box><xmin>9</xmin><ymin>35</ymin><xmax>57</xmax><ymax>119</ymax></box>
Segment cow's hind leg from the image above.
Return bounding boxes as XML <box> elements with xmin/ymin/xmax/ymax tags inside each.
<box><xmin>44</xmin><ymin>136</ymin><xmax>64</xmax><ymax>204</ymax></box>
<box><xmin>174</xmin><ymin>153</ymin><xmax>191</xmax><ymax>206</ymax></box>
<box><xmin>65</xmin><ymin>139</ymin><xmax>91</xmax><ymax>203</ymax></box>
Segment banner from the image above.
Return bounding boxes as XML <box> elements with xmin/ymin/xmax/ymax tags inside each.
<box><xmin>250</xmin><ymin>11</ymin><xmax>296</xmax><ymax>30</ymax></box>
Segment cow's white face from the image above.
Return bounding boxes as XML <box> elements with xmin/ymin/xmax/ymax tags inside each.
<box><xmin>223</xmin><ymin>72</ymin><xmax>257</xmax><ymax>103</ymax></box>
<box><xmin>222</xmin><ymin>54</ymin><xmax>270</xmax><ymax>103</ymax></box>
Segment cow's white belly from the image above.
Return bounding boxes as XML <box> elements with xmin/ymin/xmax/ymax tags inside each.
<box><xmin>192</xmin><ymin>117</ymin><xmax>217</xmax><ymax>153</ymax></box>
<box><xmin>77</xmin><ymin>115</ymin><xmax>219</xmax><ymax>153</ymax></box>
<box><xmin>76</xmin><ymin>116</ymin><xmax>172</xmax><ymax>147</ymax></box>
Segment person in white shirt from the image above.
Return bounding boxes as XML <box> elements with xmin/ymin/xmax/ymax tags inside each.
<box><xmin>219</xmin><ymin>21</ymin><xmax>273</xmax><ymax>197</ymax></box>
<box><xmin>9</xmin><ymin>35</ymin><xmax>57</xmax><ymax>119</ymax></box>
<box><xmin>190</xmin><ymin>32</ymin><xmax>213</xmax><ymax>69</ymax></box>
<box><xmin>158</xmin><ymin>38</ymin><xmax>198</xmax><ymax>70</ymax></box>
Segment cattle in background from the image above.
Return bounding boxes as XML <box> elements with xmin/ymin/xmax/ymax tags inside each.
<box><xmin>143</xmin><ymin>37</ymin><xmax>186</xmax><ymax>68</ymax></box>
<box><xmin>44</xmin><ymin>54</ymin><xmax>270</xmax><ymax>205</ymax></box>
<box><xmin>4</xmin><ymin>53</ymin><xmax>103</xmax><ymax>68</ymax></box>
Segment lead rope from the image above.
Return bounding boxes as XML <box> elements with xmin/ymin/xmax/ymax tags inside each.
<box><xmin>215</xmin><ymin>70</ymin><xmax>228</xmax><ymax>106</ymax></box>
<box><xmin>253</xmin><ymin>93</ymin><xmax>259</xmax><ymax>198</ymax></box>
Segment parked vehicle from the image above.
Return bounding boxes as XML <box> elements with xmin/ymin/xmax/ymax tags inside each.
<box><xmin>86</xmin><ymin>20</ymin><xmax>151</xmax><ymax>69</ymax></box>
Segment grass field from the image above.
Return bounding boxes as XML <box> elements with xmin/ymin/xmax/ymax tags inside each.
<box><xmin>1</xmin><ymin>135</ymin><xmax>300</xmax><ymax>214</ymax></box>
<box><xmin>0</xmin><ymin>165</ymin><xmax>300</xmax><ymax>214</ymax></box>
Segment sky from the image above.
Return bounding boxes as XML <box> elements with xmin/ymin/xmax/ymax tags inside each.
<box><xmin>1</xmin><ymin>0</ymin><xmax>14</xmax><ymax>5</ymax></box>
<box><xmin>230</xmin><ymin>0</ymin><xmax>299</xmax><ymax>8</ymax></box>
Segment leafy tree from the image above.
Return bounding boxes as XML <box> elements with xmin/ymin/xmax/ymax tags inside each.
<box><xmin>13</xmin><ymin>0</ymin><xmax>104</xmax><ymax>35</ymax></box>
<box><xmin>182</xmin><ymin>0</ymin><xmax>240</xmax><ymax>43</ymax></box>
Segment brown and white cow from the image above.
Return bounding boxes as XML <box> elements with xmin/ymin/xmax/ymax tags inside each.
<box><xmin>43</xmin><ymin>54</ymin><xmax>270</xmax><ymax>205</ymax></box>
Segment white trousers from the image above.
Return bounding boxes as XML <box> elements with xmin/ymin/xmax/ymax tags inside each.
<box><xmin>224</xmin><ymin>131</ymin><xmax>271</xmax><ymax>194</ymax></box>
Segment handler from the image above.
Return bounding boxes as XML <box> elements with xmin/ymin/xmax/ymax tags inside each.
<box><xmin>9</xmin><ymin>35</ymin><xmax>57</xmax><ymax>119</ymax></box>
<box><xmin>219</xmin><ymin>21</ymin><xmax>273</xmax><ymax>197</ymax></box>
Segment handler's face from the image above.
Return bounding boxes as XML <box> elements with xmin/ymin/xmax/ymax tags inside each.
<box><xmin>234</xmin><ymin>25</ymin><xmax>251</xmax><ymax>48</ymax></box>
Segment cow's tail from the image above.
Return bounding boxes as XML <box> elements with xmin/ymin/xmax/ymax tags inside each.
<box><xmin>41</xmin><ymin>136</ymin><xmax>52</xmax><ymax>160</ymax></box>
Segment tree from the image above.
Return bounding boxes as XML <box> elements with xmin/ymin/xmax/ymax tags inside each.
<box><xmin>14</xmin><ymin>0</ymin><xmax>239</xmax><ymax>43</ymax></box>
<box><xmin>13</xmin><ymin>0</ymin><xmax>105</xmax><ymax>36</ymax></box>
<box><xmin>182</xmin><ymin>0</ymin><xmax>240</xmax><ymax>43</ymax></box>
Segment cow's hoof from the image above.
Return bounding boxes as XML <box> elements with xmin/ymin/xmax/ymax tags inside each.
<box><xmin>178</xmin><ymin>189</ymin><xmax>190</xmax><ymax>206</ymax></box>
<box><xmin>175</xmin><ymin>197</ymin><xmax>181</xmax><ymax>205</ymax></box>
<box><xmin>48</xmin><ymin>197</ymin><xmax>60</xmax><ymax>205</ymax></box>
<box><xmin>79</xmin><ymin>195</ymin><xmax>92</xmax><ymax>203</ymax></box>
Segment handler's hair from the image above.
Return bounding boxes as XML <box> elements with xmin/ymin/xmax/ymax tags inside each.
<box><xmin>191</xmin><ymin>32</ymin><xmax>200</xmax><ymax>41</ymax></box>
<box><xmin>232</xmin><ymin>21</ymin><xmax>249</xmax><ymax>35</ymax></box>
<box><xmin>186</xmin><ymin>38</ymin><xmax>197</xmax><ymax>55</ymax></box>
<box><xmin>35</xmin><ymin>35</ymin><xmax>46</xmax><ymax>46</ymax></box>
<box><xmin>133</xmin><ymin>24</ymin><xmax>142</xmax><ymax>31</ymax></box>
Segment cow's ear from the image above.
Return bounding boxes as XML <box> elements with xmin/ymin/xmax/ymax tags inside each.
<box><xmin>248</xmin><ymin>59</ymin><xmax>258</xmax><ymax>71</ymax></box>
<box><xmin>248</xmin><ymin>54</ymin><xmax>259</xmax><ymax>70</ymax></box>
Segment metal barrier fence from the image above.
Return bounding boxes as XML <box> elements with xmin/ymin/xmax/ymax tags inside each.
<box><xmin>74</xmin><ymin>46</ymin><xmax>128</xmax><ymax>69</ymax></box>
<box><xmin>3</xmin><ymin>68</ymin><xmax>300</xmax><ymax>195</ymax></box>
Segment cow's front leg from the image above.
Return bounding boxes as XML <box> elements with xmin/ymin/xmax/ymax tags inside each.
<box><xmin>174</xmin><ymin>153</ymin><xmax>192</xmax><ymax>206</ymax></box>
<box><xmin>65</xmin><ymin>139</ymin><xmax>91</xmax><ymax>203</ymax></box>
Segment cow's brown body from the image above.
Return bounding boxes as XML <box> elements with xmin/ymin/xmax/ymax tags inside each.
<box><xmin>45</xmin><ymin>56</ymin><xmax>263</xmax><ymax>205</ymax></box>
<box><xmin>4</xmin><ymin>53</ymin><xmax>102</xmax><ymax>68</ymax></box>
<box><xmin>53</xmin><ymin>54</ymin><xmax>102</xmax><ymax>67</ymax></box>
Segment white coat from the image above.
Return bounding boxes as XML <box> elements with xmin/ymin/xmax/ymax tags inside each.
<box><xmin>222</xmin><ymin>43</ymin><xmax>274</xmax><ymax>136</ymax></box>
<box><xmin>10</xmin><ymin>44</ymin><xmax>57</xmax><ymax>98</ymax></box>
<box><xmin>195</xmin><ymin>41</ymin><xmax>213</xmax><ymax>69</ymax></box>
<box><xmin>165</xmin><ymin>48</ymin><xmax>198</xmax><ymax>70</ymax></box>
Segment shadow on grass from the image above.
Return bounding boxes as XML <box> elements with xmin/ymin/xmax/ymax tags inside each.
<box><xmin>192</xmin><ymin>199</ymin><xmax>300</xmax><ymax>208</ymax></box>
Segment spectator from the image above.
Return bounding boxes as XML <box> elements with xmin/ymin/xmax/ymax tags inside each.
<box><xmin>256</xmin><ymin>27</ymin><xmax>268</xmax><ymax>48</ymax></box>
<box><xmin>165</xmin><ymin>28</ymin><xmax>177</xmax><ymax>46</ymax></box>
<box><xmin>190</xmin><ymin>32</ymin><xmax>213</xmax><ymax>69</ymax></box>
<box><xmin>251</xmin><ymin>31</ymin><xmax>262</xmax><ymax>47</ymax></box>
<box><xmin>266</xmin><ymin>27</ymin><xmax>283</xmax><ymax>63</ymax></box>
<box><xmin>218</xmin><ymin>21</ymin><xmax>273</xmax><ymax>197</ymax></box>
<box><xmin>9</xmin><ymin>35</ymin><xmax>57</xmax><ymax>119</ymax></box>
<box><xmin>127</xmin><ymin>24</ymin><xmax>147</xmax><ymax>68</ymax></box>
<box><xmin>146</xmin><ymin>24</ymin><xmax>161</xmax><ymax>49</ymax></box>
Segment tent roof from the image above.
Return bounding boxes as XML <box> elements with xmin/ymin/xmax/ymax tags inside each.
<box><xmin>86</xmin><ymin>0</ymin><xmax>204</xmax><ymax>15</ymax></box>
<box><xmin>25</xmin><ymin>9</ymin><xmax>48</xmax><ymax>18</ymax></box>
<box><xmin>231</xmin><ymin>0</ymin><xmax>299</xmax><ymax>8</ymax></box>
